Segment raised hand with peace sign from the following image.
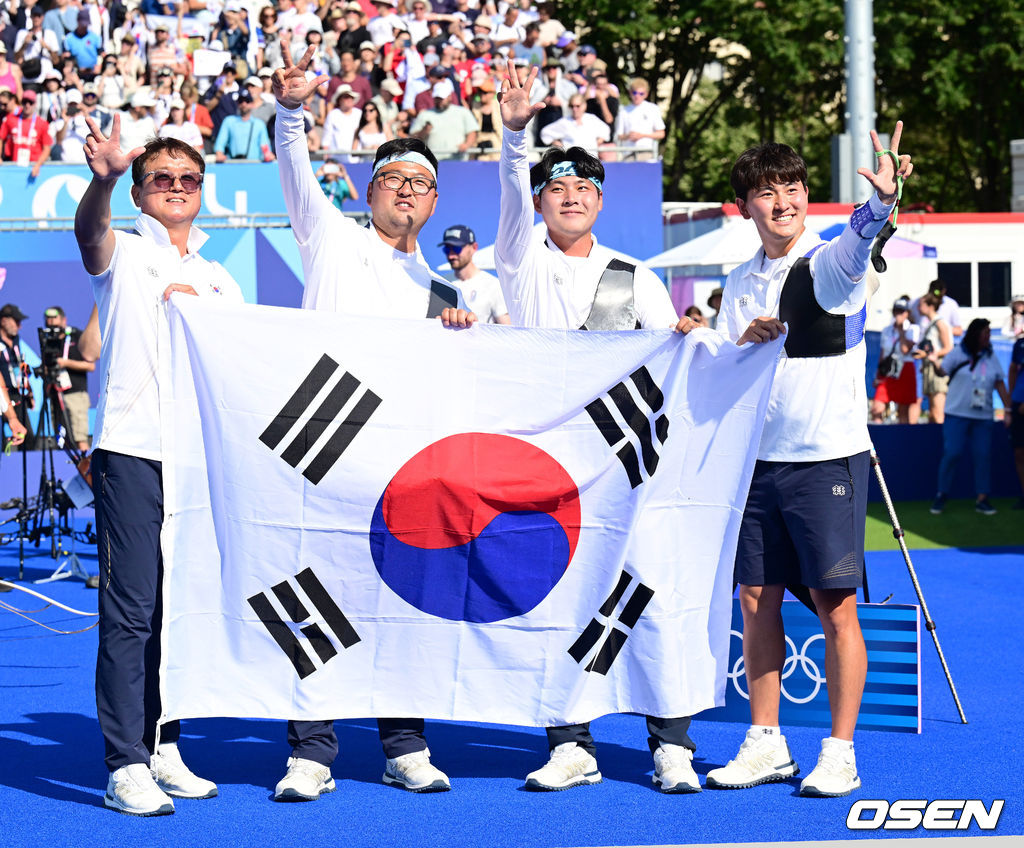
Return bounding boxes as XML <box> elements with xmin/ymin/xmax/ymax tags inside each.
<box><xmin>857</xmin><ymin>120</ymin><xmax>914</xmax><ymax>206</ymax></box>
<box><xmin>272</xmin><ymin>43</ymin><xmax>330</xmax><ymax>111</ymax></box>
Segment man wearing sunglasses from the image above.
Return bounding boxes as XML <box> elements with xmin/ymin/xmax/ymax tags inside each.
<box><xmin>496</xmin><ymin>62</ymin><xmax>702</xmax><ymax>795</ymax></box>
<box><xmin>269</xmin><ymin>45</ymin><xmax>473</xmax><ymax>801</ymax></box>
<box><xmin>438</xmin><ymin>224</ymin><xmax>510</xmax><ymax>324</ymax></box>
<box><xmin>74</xmin><ymin>121</ymin><xmax>244</xmax><ymax>817</ymax></box>
<box><xmin>614</xmin><ymin>78</ymin><xmax>665</xmax><ymax>162</ymax></box>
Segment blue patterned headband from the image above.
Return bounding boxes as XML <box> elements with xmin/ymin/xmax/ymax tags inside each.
<box><xmin>371</xmin><ymin>151</ymin><xmax>437</xmax><ymax>181</ymax></box>
<box><xmin>532</xmin><ymin>160</ymin><xmax>603</xmax><ymax>196</ymax></box>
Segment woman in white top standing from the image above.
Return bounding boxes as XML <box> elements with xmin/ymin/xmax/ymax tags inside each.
<box><xmin>353</xmin><ymin>100</ymin><xmax>391</xmax><ymax>158</ymax></box>
<box><xmin>158</xmin><ymin>98</ymin><xmax>204</xmax><ymax>152</ymax></box>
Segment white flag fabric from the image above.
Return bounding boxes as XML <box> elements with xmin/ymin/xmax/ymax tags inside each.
<box><xmin>160</xmin><ymin>296</ymin><xmax>782</xmax><ymax>726</ymax></box>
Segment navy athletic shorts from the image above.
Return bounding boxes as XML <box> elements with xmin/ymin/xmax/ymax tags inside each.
<box><xmin>735</xmin><ymin>450</ymin><xmax>869</xmax><ymax>591</ymax></box>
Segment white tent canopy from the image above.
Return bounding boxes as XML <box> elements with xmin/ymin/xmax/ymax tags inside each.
<box><xmin>643</xmin><ymin>219</ymin><xmax>763</xmax><ymax>269</ymax></box>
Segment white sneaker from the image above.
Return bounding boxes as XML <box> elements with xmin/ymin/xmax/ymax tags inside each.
<box><xmin>652</xmin><ymin>744</ymin><xmax>701</xmax><ymax>793</ymax></box>
<box><xmin>150</xmin><ymin>744</ymin><xmax>218</xmax><ymax>799</ymax></box>
<box><xmin>274</xmin><ymin>757</ymin><xmax>336</xmax><ymax>801</ymax></box>
<box><xmin>382</xmin><ymin>748</ymin><xmax>450</xmax><ymax>792</ymax></box>
<box><xmin>705</xmin><ymin>728</ymin><xmax>799</xmax><ymax>790</ymax></box>
<box><xmin>105</xmin><ymin>763</ymin><xmax>175</xmax><ymax>816</ymax></box>
<box><xmin>800</xmin><ymin>737</ymin><xmax>861</xmax><ymax>797</ymax></box>
<box><xmin>524</xmin><ymin>742</ymin><xmax>602</xmax><ymax>791</ymax></box>
<box><xmin>382</xmin><ymin>745</ymin><xmax>450</xmax><ymax>790</ymax></box>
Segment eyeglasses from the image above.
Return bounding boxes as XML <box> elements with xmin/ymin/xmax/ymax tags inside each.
<box><xmin>142</xmin><ymin>170</ymin><xmax>204</xmax><ymax>193</ymax></box>
<box><xmin>570</xmin><ymin>102</ymin><xmax>585</xmax><ymax>108</ymax></box>
<box><xmin>630</xmin><ymin>89</ymin><xmax>646</xmax><ymax>96</ymax></box>
<box><xmin>375</xmin><ymin>171</ymin><xmax>436</xmax><ymax>196</ymax></box>
<box><xmin>441</xmin><ymin>244</ymin><xmax>464</xmax><ymax>255</ymax></box>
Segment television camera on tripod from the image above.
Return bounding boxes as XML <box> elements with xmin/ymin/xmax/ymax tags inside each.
<box><xmin>0</xmin><ymin>306</ymin><xmax>96</xmax><ymax>582</ymax></box>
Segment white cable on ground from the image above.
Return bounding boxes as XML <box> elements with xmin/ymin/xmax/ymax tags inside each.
<box><xmin>0</xmin><ymin>579</ymin><xmax>99</xmax><ymax>616</ymax></box>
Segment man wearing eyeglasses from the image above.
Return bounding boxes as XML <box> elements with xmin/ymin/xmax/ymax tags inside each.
<box><xmin>74</xmin><ymin>124</ymin><xmax>244</xmax><ymax>817</ymax></box>
<box><xmin>269</xmin><ymin>45</ymin><xmax>472</xmax><ymax>801</ymax></box>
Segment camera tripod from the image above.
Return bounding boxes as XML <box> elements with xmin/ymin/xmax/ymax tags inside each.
<box><xmin>1</xmin><ymin>377</ymin><xmax>95</xmax><ymax>582</ymax></box>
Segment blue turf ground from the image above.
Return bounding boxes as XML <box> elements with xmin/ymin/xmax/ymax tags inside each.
<box><xmin>1</xmin><ymin>543</ymin><xmax>1021</xmax><ymax>847</ymax></box>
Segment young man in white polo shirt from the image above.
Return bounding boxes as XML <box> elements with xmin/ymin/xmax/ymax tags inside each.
<box><xmin>75</xmin><ymin>120</ymin><xmax>244</xmax><ymax>816</ymax></box>
<box><xmin>269</xmin><ymin>46</ymin><xmax>473</xmax><ymax>800</ymax></box>
<box><xmin>495</xmin><ymin>63</ymin><xmax>702</xmax><ymax>795</ymax></box>
<box><xmin>705</xmin><ymin>124</ymin><xmax>913</xmax><ymax>797</ymax></box>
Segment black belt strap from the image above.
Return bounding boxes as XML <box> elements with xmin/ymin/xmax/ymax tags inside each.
<box><xmin>425</xmin><ymin>280</ymin><xmax>458</xmax><ymax>318</ymax></box>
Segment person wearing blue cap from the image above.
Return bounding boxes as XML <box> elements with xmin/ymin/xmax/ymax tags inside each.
<box><xmin>438</xmin><ymin>225</ymin><xmax>510</xmax><ymax>324</ymax></box>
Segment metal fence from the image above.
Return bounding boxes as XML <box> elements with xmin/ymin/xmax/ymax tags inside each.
<box><xmin>0</xmin><ymin>212</ymin><xmax>370</xmax><ymax>231</ymax></box>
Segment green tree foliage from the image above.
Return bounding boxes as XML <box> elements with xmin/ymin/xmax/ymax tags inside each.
<box><xmin>874</xmin><ymin>0</ymin><xmax>1024</xmax><ymax>211</ymax></box>
<box><xmin>552</xmin><ymin>0</ymin><xmax>1021</xmax><ymax>210</ymax></box>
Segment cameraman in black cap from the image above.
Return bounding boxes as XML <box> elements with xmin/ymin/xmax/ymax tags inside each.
<box><xmin>42</xmin><ymin>306</ymin><xmax>94</xmax><ymax>452</ymax></box>
<box><xmin>0</xmin><ymin>303</ymin><xmax>34</xmax><ymax>449</ymax></box>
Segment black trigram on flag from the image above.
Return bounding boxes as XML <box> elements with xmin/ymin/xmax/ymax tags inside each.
<box><xmin>568</xmin><ymin>569</ymin><xmax>654</xmax><ymax>675</ymax></box>
<box><xmin>585</xmin><ymin>365</ymin><xmax>669</xmax><ymax>488</ymax></box>
<box><xmin>247</xmin><ymin>567</ymin><xmax>360</xmax><ymax>680</ymax></box>
<box><xmin>260</xmin><ymin>353</ymin><xmax>381</xmax><ymax>485</ymax></box>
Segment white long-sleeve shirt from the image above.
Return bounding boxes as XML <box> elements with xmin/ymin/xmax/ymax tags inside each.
<box><xmin>275</xmin><ymin>102</ymin><xmax>464</xmax><ymax>318</ymax></box>
<box><xmin>718</xmin><ymin>192</ymin><xmax>895</xmax><ymax>462</ymax></box>
<box><xmin>495</xmin><ymin>128</ymin><xmax>677</xmax><ymax>331</ymax></box>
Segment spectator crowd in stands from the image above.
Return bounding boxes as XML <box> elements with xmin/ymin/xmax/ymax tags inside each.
<box><xmin>0</xmin><ymin>0</ymin><xmax>666</xmax><ymax>165</ymax></box>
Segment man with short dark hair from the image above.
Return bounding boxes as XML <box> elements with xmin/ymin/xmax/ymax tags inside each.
<box><xmin>326</xmin><ymin>47</ymin><xmax>373</xmax><ymax>108</ymax></box>
<box><xmin>705</xmin><ymin>125</ymin><xmax>912</xmax><ymax>798</ymax></box>
<box><xmin>513</xmin><ymin>21</ymin><xmax>545</xmax><ymax>67</ymax></box>
<box><xmin>496</xmin><ymin>64</ymin><xmax>701</xmax><ymax>794</ymax></box>
<box><xmin>270</xmin><ymin>44</ymin><xmax>473</xmax><ymax>800</ymax></box>
<box><xmin>75</xmin><ymin>120</ymin><xmax>243</xmax><ymax>815</ymax></box>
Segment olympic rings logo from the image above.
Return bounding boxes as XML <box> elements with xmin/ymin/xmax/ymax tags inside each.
<box><xmin>726</xmin><ymin>629</ymin><xmax>827</xmax><ymax>705</ymax></box>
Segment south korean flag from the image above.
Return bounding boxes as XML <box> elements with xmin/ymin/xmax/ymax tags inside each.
<box><xmin>160</xmin><ymin>296</ymin><xmax>781</xmax><ymax>727</ymax></box>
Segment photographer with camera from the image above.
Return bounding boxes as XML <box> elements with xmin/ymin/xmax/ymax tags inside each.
<box><xmin>0</xmin><ymin>303</ymin><xmax>35</xmax><ymax>449</ymax></box>
<box><xmin>41</xmin><ymin>306</ymin><xmax>93</xmax><ymax>452</ymax></box>
<box><xmin>870</xmin><ymin>296</ymin><xmax>921</xmax><ymax>424</ymax></box>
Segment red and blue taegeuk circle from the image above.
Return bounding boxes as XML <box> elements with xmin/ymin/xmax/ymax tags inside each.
<box><xmin>369</xmin><ymin>433</ymin><xmax>581</xmax><ymax>623</ymax></box>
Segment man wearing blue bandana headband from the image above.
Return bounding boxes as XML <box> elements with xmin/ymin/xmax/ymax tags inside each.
<box><xmin>268</xmin><ymin>44</ymin><xmax>474</xmax><ymax>802</ymax></box>
<box><xmin>495</xmin><ymin>61</ymin><xmax>702</xmax><ymax>794</ymax></box>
